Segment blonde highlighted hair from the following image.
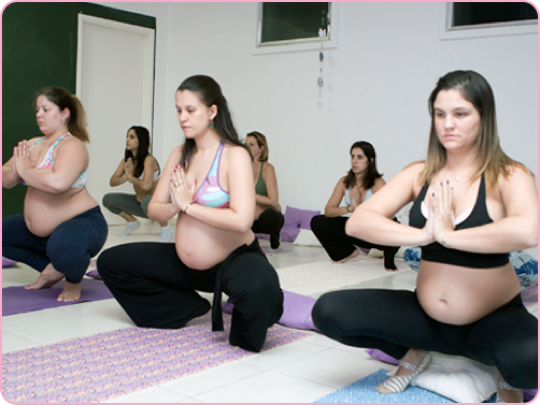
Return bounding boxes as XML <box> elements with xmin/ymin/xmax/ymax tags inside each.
<box><xmin>420</xmin><ymin>70</ymin><xmax>531</xmax><ymax>189</ymax></box>
<box><xmin>246</xmin><ymin>131</ymin><xmax>269</xmax><ymax>162</ymax></box>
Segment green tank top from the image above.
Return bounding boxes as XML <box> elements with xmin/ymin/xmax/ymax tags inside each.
<box><xmin>255</xmin><ymin>162</ymin><xmax>268</xmax><ymax>196</ymax></box>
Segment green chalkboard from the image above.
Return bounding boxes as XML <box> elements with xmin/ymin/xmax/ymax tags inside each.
<box><xmin>260</xmin><ymin>2</ymin><xmax>330</xmax><ymax>45</ymax></box>
<box><xmin>2</xmin><ymin>2</ymin><xmax>155</xmax><ymax>218</ymax></box>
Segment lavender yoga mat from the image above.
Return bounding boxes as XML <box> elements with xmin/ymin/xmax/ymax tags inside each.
<box><xmin>3</xmin><ymin>313</ymin><xmax>310</xmax><ymax>403</ymax></box>
<box><xmin>2</xmin><ymin>279</ymin><xmax>114</xmax><ymax>316</ymax></box>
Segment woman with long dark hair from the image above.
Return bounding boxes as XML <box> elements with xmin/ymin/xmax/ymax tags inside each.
<box><xmin>311</xmin><ymin>141</ymin><xmax>400</xmax><ymax>270</ymax></box>
<box><xmin>2</xmin><ymin>87</ymin><xmax>107</xmax><ymax>302</ymax></box>
<box><xmin>313</xmin><ymin>71</ymin><xmax>537</xmax><ymax>401</ymax></box>
<box><xmin>102</xmin><ymin>126</ymin><xmax>170</xmax><ymax>241</ymax></box>
<box><xmin>97</xmin><ymin>75</ymin><xmax>283</xmax><ymax>352</ymax></box>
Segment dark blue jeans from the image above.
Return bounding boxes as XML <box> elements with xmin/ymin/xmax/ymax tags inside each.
<box><xmin>3</xmin><ymin>206</ymin><xmax>108</xmax><ymax>283</ymax></box>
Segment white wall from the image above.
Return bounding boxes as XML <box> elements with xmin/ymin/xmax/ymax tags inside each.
<box><xmin>99</xmin><ymin>2</ymin><xmax>538</xmax><ymax>213</ymax></box>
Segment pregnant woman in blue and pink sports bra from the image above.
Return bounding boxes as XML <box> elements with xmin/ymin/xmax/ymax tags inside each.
<box><xmin>2</xmin><ymin>87</ymin><xmax>108</xmax><ymax>302</ymax></box>
<box><xmin>97</xmin><ymin>75</ymin><xmax>283</xmax><ymax>353</ymax></box>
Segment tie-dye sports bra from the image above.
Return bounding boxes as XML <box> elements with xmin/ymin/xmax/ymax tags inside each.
<box><xmin>192</xmin><ymin>141</ymin><xmax>230</xmax><ymax>208</ymax></box>
<box><xmin>20</xmin><ymin>133</ymin><xmax>88</xmax><ymax>188</ymax></box>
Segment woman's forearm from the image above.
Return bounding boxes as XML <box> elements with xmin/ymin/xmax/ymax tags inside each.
<box><xmin>324</xmin><ymin>206</ymin><xmax>350</xmax><ymax>218</ymax></box>
<box><xmin>347</xmin><ymin>206</ymin><xmax>431</xmax><ymax>247</ymax></box>
<box><xmin>2</xmin><ymin>165</ymin><xmax>20</xmax><ymax>189</ymax></box>
<box><xmin>110</xmin><ymin>174</ymin><xmax>128</xmax><ymax>187</ymax></box>
<box><xmin>148</xmin><ymin>200</ymin><xmax>179</xmax><ymax>222</ymax></box>
<box><xmin>438</xmin><ymin>216</ymin><xmax>537</xmax><ymax>254</ymax></box>
<box><xmin>255</xmin><ymin>193</ymin><xmax>278</xmax><ymax>209</ymax></box>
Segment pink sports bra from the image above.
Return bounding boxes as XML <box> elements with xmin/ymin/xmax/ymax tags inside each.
<box><xmin>192</xmin><ymin>141</ymin><xmax>230</xmax><ymax>208</ymax></box>
<box><xmin>20</xmin><ymin>133</ymin><xmax>88</xmax><ymax>188</ymax></box>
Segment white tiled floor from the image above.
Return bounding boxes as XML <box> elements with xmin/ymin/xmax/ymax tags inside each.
<box><xmin>2</xmin><ymin>222</ymin><xmax>534</xmax><ymax>403</ymax></box>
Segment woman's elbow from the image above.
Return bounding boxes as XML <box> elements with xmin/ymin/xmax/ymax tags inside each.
<box><xmin>235</xmin><ymin>216</ymin><xmax>254</xmax><ymax>233</ymax></box>
<box><xmin>49</xmin><ymin>178</ymin><xmax>73</xmax><ymax>194</ymax></box>
<box><xmin>523</xmin><ymin>224</ymin><xmax>538</xmax><ymax>248</ymax></box>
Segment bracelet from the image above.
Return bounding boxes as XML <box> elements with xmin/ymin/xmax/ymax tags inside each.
<box><xmin>183</xmin><ymin>201</ymin><xmax>195</xmax><ymax>214</ymax></box>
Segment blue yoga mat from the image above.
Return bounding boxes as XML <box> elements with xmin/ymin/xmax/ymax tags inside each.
<box><xmin>314</xmin><ymin>369</ymin><xmax>455</xmax><ymax>403</ymax></box>
<box><xmin>2</xmin><ymin>279</ymin><xmax>114</xmax><ymax>316</ymax></box>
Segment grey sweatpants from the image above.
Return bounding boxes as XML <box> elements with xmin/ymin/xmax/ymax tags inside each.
<box><xmin>102</xmin><ymin>193</ymin><xmax>152</xmax><ymax>218</ymax></box>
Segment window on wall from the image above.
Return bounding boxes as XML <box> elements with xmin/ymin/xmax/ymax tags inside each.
<box><xmin>451</xmin><ymin>2</ymin><xmax>537</xmax><ymax>28</ymax></box>
<box><xmin>258</xmin><ymin>2</ymin><xmax>331</xmax><ymax>47</ymax></box>
<box><xmin>439</xmin><ymin>2</ymin><xmax>537</xmax><ymax>40</ymax></box>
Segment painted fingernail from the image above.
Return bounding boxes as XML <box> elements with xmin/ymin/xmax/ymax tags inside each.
<box><xmin>446</xmin><ymin>180</ymin><xmax>450</xmax><ymax>184</ymax></box>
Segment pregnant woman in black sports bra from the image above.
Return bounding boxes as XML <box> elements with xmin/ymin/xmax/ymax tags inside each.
<box><xmin>312</xmin><ymin>71</ymin><xmax>537</xmax><ymax>402</ymax></box>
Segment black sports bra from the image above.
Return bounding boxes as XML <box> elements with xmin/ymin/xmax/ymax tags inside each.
<box><xmin>409</xmin><ymin>175</ymin><xmax>509</xmax><ymax>268</ymax></box>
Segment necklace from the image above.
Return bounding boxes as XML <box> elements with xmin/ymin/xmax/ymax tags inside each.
<box><xmin>454</xmin><ymin>169</ymin><xmax>470</xmax><ymax>181</ymax></box>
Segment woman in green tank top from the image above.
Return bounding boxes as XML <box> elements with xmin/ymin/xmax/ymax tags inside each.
<box><xmin>246</xmin><ymin>131</ymin><xmax>284</xmax><ymax>250</ymax></box>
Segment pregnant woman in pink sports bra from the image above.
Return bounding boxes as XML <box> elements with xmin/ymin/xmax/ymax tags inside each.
<box><xmin>2</xmin><ymin>87</ymin><xmax>108</xmax><ymax>302</ymax></box>
<box><xmin>97</xmin><ymin>75</ymin><xmax>283</xmax><ymax>352</ymax></box>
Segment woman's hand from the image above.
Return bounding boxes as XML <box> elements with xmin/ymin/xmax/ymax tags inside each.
<box><xmin>350</xmin><ymin>186</ymin><xmax>361</xmax><ymax>211</ymax></box>
<box><xmin>13</xmin><ymin>141</ymin><xmax>32</xmax><ymax>176</ymax></box>
<box><xmin>428</xmin><ymin>180</ymin><xmax>455</xmax><ymax>246</ymax></box>
<box><xmin>169</xmin><ymin>165</ymin><xmax>196</xmax><ymax>212</ymax></box>
<box><xmin>125</xmin><ymin>158</ymin><xmax>134</xmax><ymax>178</ymax></box>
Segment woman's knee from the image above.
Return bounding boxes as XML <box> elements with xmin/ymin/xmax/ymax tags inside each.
<box><xmin>227</xmin><ymin>262</ymin><xmax>282</xmax><ymax>312</ymax></box>
<box><xmin>140</xmin><ymin>195</ymin><xmax>152</xmax><ymax>217</ymax></box>
<box><xmin>310</xmin><ymin>215</ymin><xmax>326</xmax><ymax>234</ymax></box>
<box><xmin>102</xmin><ymin>193</ymin><xmax>121</xmax><ymax>214</ymax></box>
<box><xmin>312</xmin><ymin>292</ymin><xmax>344</xmax><ymax>335</ymax></box>
<box><xmin>261</xmin><ymin>209</ymin><xmax>285</xmax><ymax>229</ymax></box>
<box><xmin>497</xmin><ymin>336</ymin><xmax>538</xmax><ymax>389</ymax></box>
<box><xmin>96</xmin><ymin>246</ymin><xmax>125</xmax><ymax>278</ymax></box>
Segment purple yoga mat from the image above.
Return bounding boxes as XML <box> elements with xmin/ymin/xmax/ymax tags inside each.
<box><xmin>2</xmin><ymin>279</ymin><xmax>114</xmax><ymax>316</ymax></box>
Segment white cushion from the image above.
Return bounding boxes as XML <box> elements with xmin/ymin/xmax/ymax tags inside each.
<box><xmin>293</xmin><ymin>229</ymin><xmax>322</xmax><ymax>247</ymax></box>
<box><xmin>411</xmin><ymin>352</ymin><xmax>498</xmax><ymax>403</ymax></box>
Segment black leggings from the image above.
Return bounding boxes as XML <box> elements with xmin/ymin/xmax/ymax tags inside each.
<box><xmin>310</xmin><ymin>215</ymin><xmax>400</xmax><ymax>269</ymax></box>
<box><xmin>97</xmin><ymin>239</ymin><xmax>283</xmax><ymax>353</ymax></box>
<box><xmin>312</xmin><ymin>289</ymin><xmax>538</xmax><ymax>389</ymax></box>
<box><xmin>252</xmin><ymin>208</ymin><xmax>285</xmax><ymax>249</ymax></box>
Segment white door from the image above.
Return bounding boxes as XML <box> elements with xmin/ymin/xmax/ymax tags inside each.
<box><xmin>76</xmin><ymin>14</ymin><xmax>155</xmax><ymax>225</ymax></box>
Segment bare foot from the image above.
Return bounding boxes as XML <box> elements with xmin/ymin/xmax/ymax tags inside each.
<box><xmin>57</xmin><ymin>281</ymin><xmax>83</xmax><ymax>302</ymax></box>
<box><xmin>497</xmin><ymin>375</ymin><xmax>523</xmax><ymax>403</ymax></box>
<box><xmin>334</xmin><ymin>248</ymin><xmax>360</xmax><ymax>264</ymax></box>
<box><xmin>25</xmin><ymin>263</ymin><xmax>65</xmax><ymax>290</ymax></box>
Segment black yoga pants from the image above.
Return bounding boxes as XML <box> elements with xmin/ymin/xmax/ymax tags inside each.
<box><xmin>97</xmin><ymin>239</ymin><xmax>284</xmax><ymax>353</ymax></box>
<box><xmin>310</xmin><ymin>215</ymin><xmax>396</xmax><ymax>261</ymax></box>
<box><xmin>252</xmin><ymin>208</ymin><xmax>285</xmax><ymax>249</ymax></box>
<box><xmin>312</xmin><ymin>289</ymin><xmax>538</xmax><ymax>389</ymax></box>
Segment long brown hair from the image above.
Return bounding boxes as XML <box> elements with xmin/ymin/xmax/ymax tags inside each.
<box><xmin>124</xmin><ymin>126</ymin><xmax>152</xmax><ymax>178</ymax></box>
<box><xmin>343</xmin><ymin>141</ymin><xmax>383</xmax><ymax>190</ymax></box>
<box><xmin>38</xmin><ymin>87</ymin><xmax>89</xmax><ymax>143</ymax></box>
<box><xmin>177</xmin><ymin>75</ymin><xmax>250</xmax><ymax>168</ymax></box>
<box><xmin>419</xmin><ymin>70</ymin><xmax>530</xmax><ymax>189</ymax></box>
